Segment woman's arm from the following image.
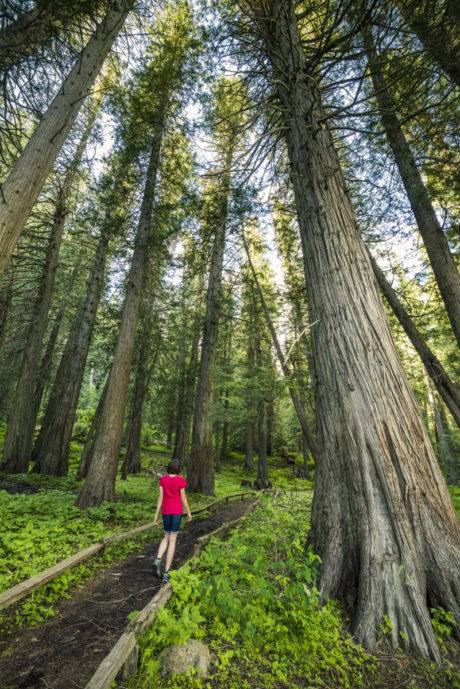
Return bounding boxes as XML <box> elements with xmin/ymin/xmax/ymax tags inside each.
<box><xmin>154</xmin><ymin>485</ymin><xmax>163</xmax><ymax>525</ymax></box>
<box><xmin>180</xmin><ymin>488</ymin><xmax>192</xmax><ymax>521</ymax></box>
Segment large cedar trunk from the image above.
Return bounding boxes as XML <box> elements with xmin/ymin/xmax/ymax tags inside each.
<box><xmin>77</xmin><ymin>131</ymin><xmax>162</xmax><ymax>507</ymax></box>
<box><xmin>370</xmin><ymin>250</ymin><xmax>460</xmax><ymax>428</ymax></box>
<box><xmin>0</xmin><ymin>0</ymin><xmax>132</xmax><ymax>276</ymax></box>
<box><xmin>34</xmin><ymin>230</ymin><xmax>110</xmax><ymax>475</ymax></box>
<box><xmin>362</xmin><ymin>23</ymin><xmax>460</xmax><ymax>347</ymax></box>
<box><xmin>252</xmin><ymin>0</ymin><xmax>460</xmax><ymax>659</ymax></box>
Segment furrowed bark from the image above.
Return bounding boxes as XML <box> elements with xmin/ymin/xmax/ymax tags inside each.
<box><xmin>77</xmin><ymin>128</ymin><xmax>163</xmax><ymax>507</ymax></box>
<box><xmin>245</xmin><ymin>0</ymin><xmax>460</xmax><ymax>660</ymax></box>
<box><xmin>370</xmin><ymin>250</ymin><xmax>460</xmax><ymax>428</ymax></box>
<box><xmin>0</xmin><ymin>0</ymin><xmax>132</xmax><ymax>276</ymax></box>
<box><xmin>362</xmin><ymin>22</ymin><xmax>460</xmax><ymax>347</ymax></box>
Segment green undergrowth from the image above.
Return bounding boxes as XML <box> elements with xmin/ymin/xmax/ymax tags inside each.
<box><xmin>125</xmin><ymin>491</ymin><xmax>460</xmax><ymax>689</ymax></box>
<box><xmin>0</xmin><ymin>532</ymin><xmax>154</xmax><ymax>633</ymax></box>
<box><xmin>127</xmin><ymin>493</ymin><xmax>373</xmax><ymax>689</ymax></box>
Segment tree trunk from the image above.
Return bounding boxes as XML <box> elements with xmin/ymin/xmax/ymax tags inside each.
<box><xmin>395</xmin><ymin>0</ymin><xmax>460</xmax><ymax>85</ymax></box>
<box><xmin>0</xmin><ymin>0</ymin><xmax>132</xmax><ymax>276</ymax></box>
<box><xmin>427</xmin><ymin>378</ymin><xmax>458</xmax><ymax>487</ymax></box>
<box><xmin>77</xmin><ymin>130</ymin><xmax>163</xmax><ymax>507</ymax></box>
<box><xmin>362</xmin><ymin>23</ymin><xmax>460</xmax><ymax>348</ymax></box>
<box><xmin>0</xmin><ymin>2</ymin><xmax>101</xmax><ymax>71</ymax></box>
<box><xmin>77</xmin><ymin>375</ymin><xmax>108</xmax><ymax>479</ymax></box>
<box><xmin>33</xmin><ymin>226</ymin><xmax>110</xmax><ymax>475</ymax></box>
<box><xmin>242</xmin><ymin>229</ymin><xmax>319</xmax><ymax>463</ymax></box>
<box><xmin>214</xmin><ymin>418</ymin><xmax>221</xmax><ymax>473</ymax></box>
<box><xmin>251</xmin><ymin>0</ymin><xmax>460</xmax><ymax>659</ymax></box>
<box><xmin>0</xmin><ymin>266</ymin><xmax>13</xmax><ymax>348</ymax></box>
<box><xmin>187</xmin><ymin>153</ymin><xmax>233</xmax><ymax>495</ymax></box>
<box><xmin>244</xmin><ymin>421</ymin><xmax>254</xmax><ymax>471</ymax></box>
<box><xmin>122</xmin><ymin>311</ymin><xmax>160</xmax><ymax>479</ymax></box>
<box><xmin>370</xmin><ymin>250</ymin><xmax>460</xmax><ymax>428</ymax></box>
<box><xmin>439</xmin><ymin>404</ymin><xmax>458</xmax><ymax>487</ymax></box>
<box><xmin>173</xmin><ymin>319</ymin><xmax>200</xmax><ymax>464</ymax></box>
<box><xmin>255</xmin><ymin>360</ymin><xmax>269</xmax><ymax>489</ymax></box>
<box><xmin>0</xmin><ymin>216</ymin><xmax>64</xmax><ymax>472</ymax></box>
<box><xmin>301</xmin><ymin>433</ymin><xmax>310</xmax><ymax>480</ymax></box>
<box><xmin>244</xmin><ymin>341</ymin><xmax>255</xmax><ymax>471</ymax></box>
<box><xmin>266</xmin><ymin>396</ymin><xmax>273</xmax><ymax>457</ymax></box>
<box><xmin>1</xmin><ymin>100</ymin><xmax>101</xmax><ymax>474</ymax></box>
<box><xmin>32</xmin><ymin>300</ymin><xmax>68</xmax><ymax>425</ymax></box>
<box><xmin>220</xmin><ymin>390</ymin><xmax>229</xmax><ymax>462</ymax></box>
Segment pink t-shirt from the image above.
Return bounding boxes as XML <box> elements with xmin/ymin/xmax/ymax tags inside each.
<box><xmin>159</xmin><ymin>474</ymin><xmax>187</xmax><ymax>515</ymax></box>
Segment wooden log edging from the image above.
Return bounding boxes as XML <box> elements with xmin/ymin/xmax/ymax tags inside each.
<box><xmin>84</xmin><ymin>498</ymin><xmax>260</xmax><ymax>689</ymax></box>
<box><xmin>0</xmin><ymin>490</ymin><xmax>254</xmax><ymax>612</ymax></box>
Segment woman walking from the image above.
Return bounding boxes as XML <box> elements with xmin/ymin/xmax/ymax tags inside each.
<box><xmin>153</xmin><ymin>458</ymin><xmax>192</xmax><ymax>582</ymax></box>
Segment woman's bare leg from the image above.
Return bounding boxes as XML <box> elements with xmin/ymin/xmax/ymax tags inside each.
<box><xmin>165</xmin><ymin>532</ymin><xmax>178</xmax><ymax>572</ymax></box>
<box><xmin>157</xmin><ymin>532</ymin><xmax>170</xmax><ymax>559</ymax></box>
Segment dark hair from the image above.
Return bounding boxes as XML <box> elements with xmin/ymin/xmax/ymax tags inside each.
<box><xmin>166</xmin><ymin>459</ymin><xmax>181</xmax><ymax>474</ymax></box>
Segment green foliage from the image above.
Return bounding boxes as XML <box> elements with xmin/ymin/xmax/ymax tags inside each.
<box><xmin>129</xmin><ymin>493</ymin><xmax>373</xmax><ymax>689</ymax></box>
<box><xmin>0</xmin><ymin>445</ymin><xmax>252</xmax><ymax>632</ymax></box>
<box><xmin>431</xmin><ymin>608</ymin><xmax>455</xmax><ymax>647</ymax></box>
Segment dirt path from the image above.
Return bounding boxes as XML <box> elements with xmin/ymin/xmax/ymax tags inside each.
<box><xmin>0</xmin><ymin>497</ymin><xmax>256</xmax><ymax>689</ymax></box>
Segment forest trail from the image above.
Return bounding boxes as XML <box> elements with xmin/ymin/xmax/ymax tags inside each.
<box><xmin>0</xmin><ymin>497</ymin><xmax>257</xmax><ymax>689</ymax></box>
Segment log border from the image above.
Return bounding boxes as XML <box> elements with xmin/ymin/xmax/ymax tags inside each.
<box><xmin>0</xmin><ymin>490</ymin><xmax>255</xmax><ymax>611</ymax></box>
<box><xmin>84</xmin><ymin>497</ymin><xmax>260</xmax><ymax>689</ymax></box>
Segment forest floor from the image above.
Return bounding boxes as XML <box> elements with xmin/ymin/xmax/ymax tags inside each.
<box><xmin>0</xmin><ymin>496</ymin><xmax>258</xmax><ymax>689</ymax></box>
<box><xmin>1</xmin><ymin>434</ymin><xmax>459</xmax><ymax>689</ymax></box>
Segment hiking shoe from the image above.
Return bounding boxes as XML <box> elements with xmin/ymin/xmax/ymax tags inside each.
<box><xmin>162</xmin><ymin>572</ymin><xmax>170</xmax><ymax>584</ymax></box>
<box><xmin>153</xmin><ymin>558</ymin><xmax>162</xmax><ymax>577</ymax></box>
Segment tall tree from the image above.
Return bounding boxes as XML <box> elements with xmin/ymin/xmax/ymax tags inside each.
<box><xmin>233</xmin><ymin>0</ymin><xmax>460</xmax><ymax>659</ymax></box>
<box><xmin>33</xmin><ymin>152</ymin><xmax>134</xmax><ymax>475</ymax></box>
<box><xmin>122</xmin><ymin>299</ymin><xmax>161</xmax><ymax>478</ymax></box>
<box><xmin>78</xmin><ymin>3</ymin><xmax>197</xmax><ymax>506</ymax></box>
<box><xmin>0</xmin><ymin>0</ymin><xmax>132</xmax><ymax>276</ymax></box>
<box><xmin>187</xmin><ymin>79</ymin><xmax>245</xmax><ymax>494</ymax></box>
<box><xmin>1</xmin><ymin>100</ymin><xmax>101</xmax><ymax>473</ymax></box>
<box><xmin>361</xmin><ymin>19</ymin><xmax>460</xmax><ymax>347</ymax></box>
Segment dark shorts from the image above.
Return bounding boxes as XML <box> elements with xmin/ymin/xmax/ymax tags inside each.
<box><xmin>162</xmin><ymin>514</ymin><xmax>182</xmax><ymax>533</ymax></box>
